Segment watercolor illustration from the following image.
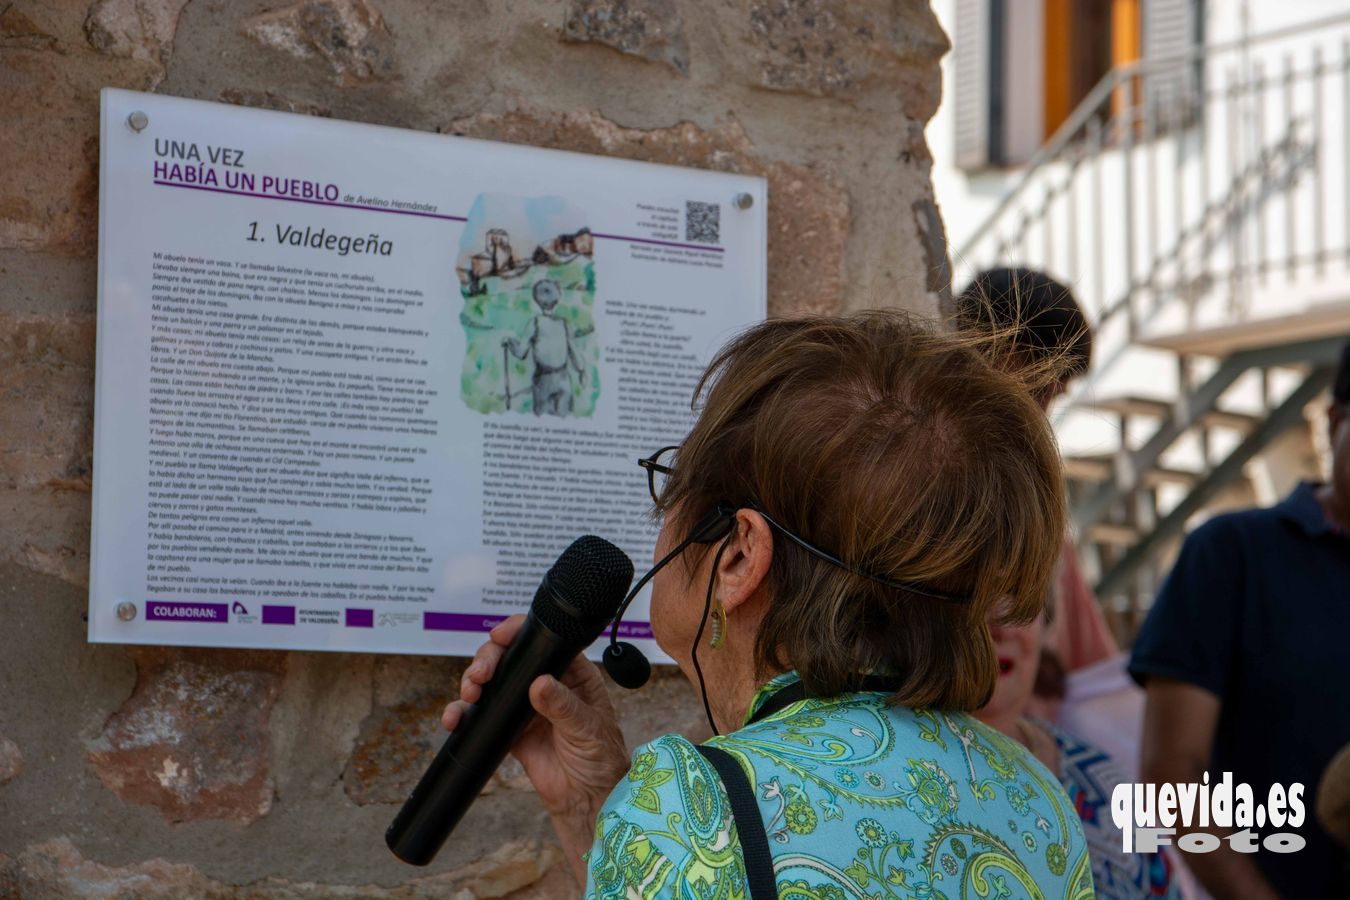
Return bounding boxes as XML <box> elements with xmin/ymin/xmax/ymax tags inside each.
<box><xmin>456</xmin><ymin>194</ymin><xmax>599</xmax><ymax>417</ymax></box>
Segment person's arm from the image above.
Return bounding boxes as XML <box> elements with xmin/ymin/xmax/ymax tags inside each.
<box><xmin>1050</xmin><ymin>537</ymin><xmax>1118</xmax><ymax>670</ymax></box>
<box><xmin>1141</xmin><ymin>678</ymin><xmax>1281</xmax><ymax>900</ymax></box>
<box><xmin>502</xmin><ymin>320</ymin><xmax>538</xmax><ymax>360</ymax></box>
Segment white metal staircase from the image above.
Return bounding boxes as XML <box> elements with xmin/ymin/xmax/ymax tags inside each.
<box><xmin>952</xmin><ymin>12</ymin><xmax>1350</xmax><ymax>638</ymax></box>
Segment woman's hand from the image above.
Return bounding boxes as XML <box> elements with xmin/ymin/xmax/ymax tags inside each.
<box><xmin>442</xmin><ymin>615</ymin><xmax>630</xmax><ymax>875</ymax></box>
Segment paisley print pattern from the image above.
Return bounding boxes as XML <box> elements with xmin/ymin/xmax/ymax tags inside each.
<box><xmin>585</xmin><ymin>672</ymin><xmax>1094</xmax><ymax>899</ymax></box>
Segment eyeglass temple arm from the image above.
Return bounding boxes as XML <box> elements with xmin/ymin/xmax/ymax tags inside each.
<box><xmin>750</xmin><ymin>505</ymin><xmax>970</xmax><ymax>604</ymax></box>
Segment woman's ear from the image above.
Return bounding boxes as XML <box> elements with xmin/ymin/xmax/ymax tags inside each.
<box><xmin>715</xmin><ymin>509</ymin><xmax>774</xmax><ymax>613</ymax></box>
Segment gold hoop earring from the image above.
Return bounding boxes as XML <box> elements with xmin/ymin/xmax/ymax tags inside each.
<box><xmin>709</xmin><ymin>599</ymin><xmax>728</xmax><ymax>650</ymax></box>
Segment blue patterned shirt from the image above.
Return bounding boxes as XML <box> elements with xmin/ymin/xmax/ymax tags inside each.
<box><xmin>585</xmin><ymin>672</ymin><xmax>1095</xmax><ymax>898</ymax></box>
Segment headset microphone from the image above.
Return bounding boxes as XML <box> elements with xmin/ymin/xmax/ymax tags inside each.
<box><xmin>601</xmin><ymin>642</ymin><xmax>651</xmax><ymax>690</ymax></box>
<box><xmin>601</xmin><ymin>505</ymin><xmax>736</xmax><ymax>690</ymax></box>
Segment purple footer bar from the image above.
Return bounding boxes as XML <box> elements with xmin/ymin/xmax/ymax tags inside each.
<box><xmin>607</xmin><ymin>621</ymin><xmax>655</xmax><ymax>640</ymax></box>
<box><xmin>346</xmin><ymin>608</ymin><xmax>374</xmax><ymax>628</ymax></box>
<box><xmin>423</xmin><ymin>612</ymin><xmax>653</xmax><ymax>639</ymax></box>
<box><xmin>424</xmin><ymin>612</ymin><xmax>507</xmax><ymax>632</ymax></box>
<box><xmin>262</xmin><ymin>604</ymin><xmax>296</xmax><ymax>625</ymax></box>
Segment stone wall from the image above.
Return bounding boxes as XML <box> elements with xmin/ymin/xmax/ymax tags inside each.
<box><xmin>0</xmin><ymin>1</ymin><xmax>949</xmax><ymax>895</ymax></box>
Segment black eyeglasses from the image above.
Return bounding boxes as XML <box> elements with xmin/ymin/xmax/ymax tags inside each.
<box><xmin>637</xmin><ymin>445</ymin><xmax>678</xmax><ymax>506</ymax></box>
<box><xmin>633</xmin><ymin>446</ymin><xmax>971</xmax><ymax>604</ymax></box>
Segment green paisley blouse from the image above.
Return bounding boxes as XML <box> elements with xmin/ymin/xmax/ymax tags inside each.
<box><xmin>584</xmin><ymin>672</ymin><xmax>1095</xmax><ymax>899</ymax></box>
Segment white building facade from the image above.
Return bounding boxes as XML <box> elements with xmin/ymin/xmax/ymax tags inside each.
<box><xmin>928</xmin><ymin>0</ymin><xmax>1350</xmax><ymax>625</ymax></box>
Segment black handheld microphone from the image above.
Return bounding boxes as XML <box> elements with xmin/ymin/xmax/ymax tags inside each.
<box><xmin>385</xmin><ymin>535</ymin><xmax>634</xmax><ymax>866</ymax></box>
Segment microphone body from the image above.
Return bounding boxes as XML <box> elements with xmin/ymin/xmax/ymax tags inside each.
<box><xmin>386</xmin><ymin>536</ymin><xmax>633</xmax><ymax>866</ymax></box>
<box><xmin>386</xmin><ymin>610</ymin><xmax>576</xmax><ymax>865</ymax></box>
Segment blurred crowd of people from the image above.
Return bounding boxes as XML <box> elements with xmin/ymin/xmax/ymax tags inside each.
<box><xmin>958</xmin><ymin>268</ymin><xmax>1350</xmax><ymax>899</ymax></box>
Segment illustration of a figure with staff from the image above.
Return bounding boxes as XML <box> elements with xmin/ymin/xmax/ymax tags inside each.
<box><xmin>502</xmin><ymin>279</ymin><xmax>588</xmax><ymax>416</ymax></box>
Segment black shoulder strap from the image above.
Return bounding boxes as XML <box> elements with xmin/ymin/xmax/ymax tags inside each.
<box><xmin>696</xmin><ymin>745</ymin><xmax>777</xmax><ymax>900</ymax></box>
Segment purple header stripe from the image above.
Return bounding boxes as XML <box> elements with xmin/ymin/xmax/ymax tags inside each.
<box><xmin>422</xmin><ymin>612</ymin><xmax>654</xmax><ymax>640</ymax></box>
<box><xmin>146</xmin><ymin>601</ymin><xmax>228</xmax><ymax>623</ymax></box>
<box><xmin>152</xmin><ymin>180</ymin><xmax>467</xmax><ymax>222</ymax></box>
<box><xmin>591</xmin><ymin>231</ymin><xmax>724</xmax><ymax>253</ymax></box>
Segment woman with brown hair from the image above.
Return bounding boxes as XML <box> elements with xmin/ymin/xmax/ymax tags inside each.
<box><xmin>443</xmin><ymin>311</ymin><xmax>1093</xmax><ymax>898</ymax></box>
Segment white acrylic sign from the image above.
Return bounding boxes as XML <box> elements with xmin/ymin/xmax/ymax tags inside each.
<box><xmin>90</xmin><ymin>89</ymin><xmax>766</xmax><ymax>659</ymax></box>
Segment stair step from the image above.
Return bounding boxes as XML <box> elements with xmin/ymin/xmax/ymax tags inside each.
<box><xmin>1089</xmin><ymin>395</ymin><xmax>1174</xmax><ymax>418</ymax></box>
<box><xmin>1063</xmin><ymin>454</ymin><xmax>1199</xmax><ymax>488</ymax></box>
<box><xmin>1142</xmin><ymin>466</ymin><xmax>1200</xmax><ymax>488</ymax></box>
<box><xmin>1087</xmin><ymin>522</ymin><xmax>1140</xmax><ymax>545</ymax></box>
<box><xmin>1140</xmin><ymin>299</ymin><xmax>1350</xmax><ymax>357</ymax></box>
<box><xmin>1087</xmin><ymin>394</ymin><xmax>1259</xmax><ymax>431</ymax></box>
<box><xmin>1200</xmin><ymin>408</ymin><xmax>1261</xmax><ymax>431</ymax></box>
<box><xmin>1063</xmin><ymin>455</ymin><xmax>1112</xmax><ymax>481</ymax></box>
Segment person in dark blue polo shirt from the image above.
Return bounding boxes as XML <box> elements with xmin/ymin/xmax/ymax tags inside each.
<box><xmin>1130</xmin><ymin>341</ymin><xmax>1350</xmax><ymax>899</ymax></box>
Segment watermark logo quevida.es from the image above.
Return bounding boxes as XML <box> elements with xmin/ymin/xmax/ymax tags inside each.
<box><xmin>1111</xmin><ymin>773</ymin><xmax>1306</xmax><ymax>854</ymax></box>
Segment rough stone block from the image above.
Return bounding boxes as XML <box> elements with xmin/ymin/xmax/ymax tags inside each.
<box><xmin>562</xmin><ymin>0</ymin><xmax>690</xmax><ymax>75</ymax></box>
<box><xmin>0</xmin><ymin>839</ymin><xmax>220</xmax><ymax>899</ymax></box>
<box><xmin>83</xmin><ymin>0</ymin><xmax>192</xmax><ymax>68</ymax></box>
<box><xmin>0</xmin><ymin>313</ymin><xmax>95</xmax><ymax>584</ymax></box>
<box><xmin>0</xmin><ymin>487</ymin><xmax>90</xmax><ymax>587</ymax></box>
<box><xmin>0</xmin><ymin>314</ymin><xmax>96</xmax><ymax>491</ymax></box>
<box><xmin>218</xmin><ymin>87</ymin><xmax>333</xmax><ymax>117</ymax></box>
<box><xmin>243</xmin><ymin>0</ymin><xmax>395</xmax><ymax>85</ymax></box>
<box><xmin>86</xmin><ymin>648</ymin><xmax>286</xmax><ymax>824</ymax></box>
<box><xmin>343</xmin><ymin>654</ymin><xmax>466</xmax><ymax>804</ymax></box>
<box><xmin>0</xmin><ymin>734</ymin><xmax>22</xmax><ymax>785</ymax></box>
<box><xmin>0</xmin><ymin>7</ymin><xmax>165</xmax><ymax>254</ymax></box>
<box><xmin>0</xmin><ymin>836</ymin><xmax>571</xmax><ymax>898</ymax></box>
<box><xmin>743</xmin><ymin>0</ymin><xmax>948</xmax><ymax>116</ymax></box>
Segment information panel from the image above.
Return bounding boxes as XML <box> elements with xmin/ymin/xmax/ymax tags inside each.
<box><xmin>90</xmin><ymin>89</ymin><xmax>766</xmax><ymax>659</ymax></box>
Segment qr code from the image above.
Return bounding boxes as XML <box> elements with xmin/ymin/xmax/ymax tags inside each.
<box><xmin>686</xmin><ymin>201</ymin><xmax>721</xmax><ymax>244</ymax></box>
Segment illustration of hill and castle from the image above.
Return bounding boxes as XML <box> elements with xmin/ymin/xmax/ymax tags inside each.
<box><xmin>456</xmin><ymin>194</ymin><xmax>600</xmax><ymax>418</ymax></box>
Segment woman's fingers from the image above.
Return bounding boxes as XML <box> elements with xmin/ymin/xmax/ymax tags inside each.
<box><xmin>529</xmin><ymin>675</ymin><xmax>587</xmax><ymax>730</ymax></box>
<box><xmin>441</xmin><ymin>698</ymin><xmax>470</xmax><ymax>732</ymax></box>
<box><xmin>458</xmin><ymin>615</ymin><xmax>528</xmax><ymax>702</ymax></box>
<box><xmin>489</xmin><ymin>614</ymin><xmax>526</xmax><ymax>646</ymax></box>
<box><xmin>558</xmin><ymin>654</ymin><xmax>614</xmax><ymax>712</ymax></box>
<box><xmin>529</xmin><ymin>674</ymin><xmax>610</xmax><ymax>741</ymax></box>
<box><xmin>459</xmin><ymin>646</ymin><xmax>503</xmax><ymax>703</ymax></box>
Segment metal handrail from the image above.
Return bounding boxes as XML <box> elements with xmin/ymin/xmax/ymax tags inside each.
<box><xmin>954</xmin><ymin>10</ymin><xmax>1350</xmax><ymax>261</ymax></box>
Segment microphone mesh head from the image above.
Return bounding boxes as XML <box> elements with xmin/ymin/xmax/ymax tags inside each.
<box><xmin>532</xmin><ymin>536</ymin><xmax>635</xmax><ymax>642</ymax></box>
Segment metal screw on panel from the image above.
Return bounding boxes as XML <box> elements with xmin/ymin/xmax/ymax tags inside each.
<box><xmin>127</xmin><ymin>111</ymin><xmax>149</xmax><ymax>133</ymax></box>
<box><xmin>116</xmin><ymin>601</ymin><xmax>138</xmax><ymax>621</ymax></box>
<box><xmin>734</xmin><ymin>192</ymin><xmax>754</xmax><ymax>210</ymax></box>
